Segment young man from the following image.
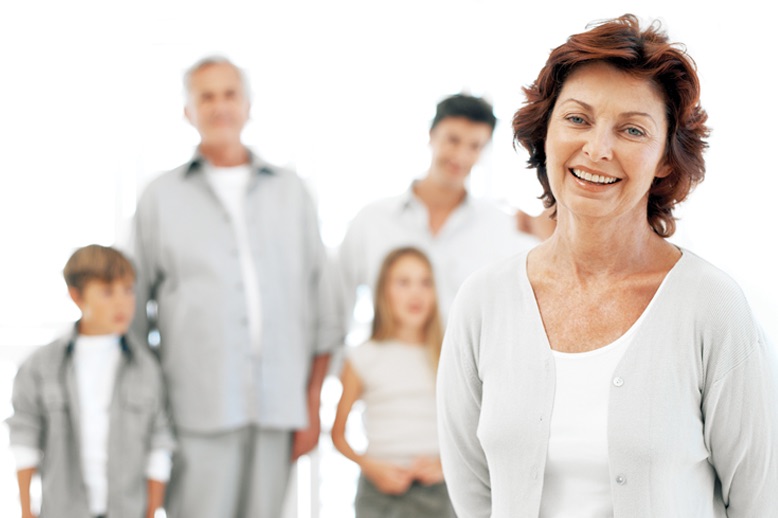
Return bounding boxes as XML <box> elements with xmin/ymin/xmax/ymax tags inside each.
<box><xmin>338</xmin><ymin>94</ymin><xmax>539</xmax><ymax>325</ymax></box>
<box><xmin>129</xmin><ymin>56</ymin><xmax>341</xmax><ymax>518</ymax></box>
<box><xmin>7</xmin><ymin>244</ymin><xmax>174</xmax><ymax>518</ymax></box>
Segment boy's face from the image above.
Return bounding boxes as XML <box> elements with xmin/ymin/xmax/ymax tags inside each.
<box><xmin>69</xmin><ymin>277</ymin><xmax>136</xmax><ymax>336</ymax></box>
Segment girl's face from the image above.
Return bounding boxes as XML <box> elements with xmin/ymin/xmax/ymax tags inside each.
<box><xmin>385</xmin><ymin>255</ymin><xmax>436</xmax><ymax>333</ymax></box>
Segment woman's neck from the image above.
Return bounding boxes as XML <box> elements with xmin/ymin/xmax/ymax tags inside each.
<box><xmin>540</xmin><ymin>209</ymin><xmax>679</xmax><ymax>280</ymax></box>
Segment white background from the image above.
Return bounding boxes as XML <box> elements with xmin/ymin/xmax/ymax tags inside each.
<box><xmin>1</xmin><ymin>1</ymin><xmax>775</xmax><ymax>516</ymax></box>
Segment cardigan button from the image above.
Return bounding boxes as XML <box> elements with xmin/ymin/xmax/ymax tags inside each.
<box><xmin>615</xmin><ymin>474</ymin><xmax>627</xmax><ymax>485</ymax></box>
<box><xmin>612</xmin><ymin>376</ymin><xmax>624</xmax><ymax>387</ymax></box>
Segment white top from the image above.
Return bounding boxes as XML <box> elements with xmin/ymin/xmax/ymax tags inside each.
<box><xmin>347</xmin><ymin>340</ymin><xmax>439</xmax><ymax>465</ymax></box>
<box><xmin>541</xmin><ymin>335</ymin><xmax>632</xmax><ymax>517</ymax></box>
<box><xmin>437</xmin><ymin>249</ymin><xmax>778</xmax><ymax>518</ymax></box>
<box><xmin>74</xmin><ymin>334</ymin><xmax>122</xmax><ymax>515</ymax></box>
<box><xmin>338</xmin><ymin>185</ymin><xmax>538</xmax><ymax>323</ymax></box>
<box><xmin>206</xmin><ymin>164</ymin><xmax>263</xmax><ymax>355</ymax></box>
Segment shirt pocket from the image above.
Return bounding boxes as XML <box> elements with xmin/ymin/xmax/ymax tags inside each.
<box><xmin>122</xmin><ymin>391</ymin><xmax>156</xmax><ymax>413</ymax></box>
<box><xmin>40</xmin><ymin>388</ymin><xmax>71</xmax><ymax>444</ymax></box>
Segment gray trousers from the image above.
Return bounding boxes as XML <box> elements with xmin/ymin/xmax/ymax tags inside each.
<box><xmin>355</xmin><ymin>474</ymin><xmax>456</xmax><ymax>518</ymax></box>
<box><xmin>166</xmin><ymin>425</ymin><xmax>293</xmax><ymax>518</ymax></box>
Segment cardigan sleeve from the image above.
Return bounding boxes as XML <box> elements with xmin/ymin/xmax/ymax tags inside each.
<box><xmin>436</xmin><ymin>291</ymin><xmax>492</xmax><ymax>518</ymax></box>
<box><xmin>703</xmin><ymin>325</ymin><xmax>778</xmax><ymax>515</ymax></box>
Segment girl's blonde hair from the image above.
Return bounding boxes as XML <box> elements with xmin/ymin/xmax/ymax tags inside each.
<box><xmin>370</xmin><ymin>247</ymin><xmax>444</xmax><ymax>369</ymax></box>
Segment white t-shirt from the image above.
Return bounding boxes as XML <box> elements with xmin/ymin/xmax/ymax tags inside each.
<box><xmin>347</xmin><ymin>340</ymin><xmax>439</xmax><ymax>465</ymax></box>
<box><xmin>75</xmin><ymin>334</ymin><xmax>122</xmax><ymax>516</ymax></box>
<box><xmin>206</xmin><ymin>164</ymin><xmax>263</xmax><ymax>354</ymax></box>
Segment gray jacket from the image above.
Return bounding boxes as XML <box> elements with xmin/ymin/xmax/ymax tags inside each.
<box><xmin>6</xmin><ymin>327</ymin><xmax>175</xmax><ymax>518</ymax></box>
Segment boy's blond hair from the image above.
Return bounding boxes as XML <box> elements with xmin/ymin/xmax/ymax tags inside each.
<box><xmin>63</xmin><ymin>244</ymin><xmax>135</xmax><ymax>292</ymax></box>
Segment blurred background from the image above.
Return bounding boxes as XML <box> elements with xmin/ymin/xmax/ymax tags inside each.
<box><xmin>1</xmin><ymin>1</ymin><xmax>775</xmax><ymax>516</ymax></box>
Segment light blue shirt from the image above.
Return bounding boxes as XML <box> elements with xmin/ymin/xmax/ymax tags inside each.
<box><xmin>130</xmin><ymin>151</ymin><xmax>342</xmax><ymax>432</ymax></box>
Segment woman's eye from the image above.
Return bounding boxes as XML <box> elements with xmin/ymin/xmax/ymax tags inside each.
<box><xmin>626</xmin><ymin>127</ymin><xmax>645</xmax><ymax>137</ymax></box>
<box><xmin>567</xmin><ymin>115</ymin><xmax>586</xmax><ymax>124</ymax></box>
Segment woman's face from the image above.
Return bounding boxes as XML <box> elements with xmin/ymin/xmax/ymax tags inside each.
<box><xmin>386</xmin><ymin>255</ymin><xmax>436</xmax><ymax>333</ymax></box>
<box><xmin>544</xmin><ymin>61</ymin><xmax>669</xmax><ymax>227</ymax></box>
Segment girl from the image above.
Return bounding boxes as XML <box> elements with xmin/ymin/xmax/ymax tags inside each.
<box><xmin>331</xmin><ymin>247</ymin><xmax>455</xmax><ymax>518</ymax></box>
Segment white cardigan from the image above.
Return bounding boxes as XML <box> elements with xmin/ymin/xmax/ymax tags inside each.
<box><xmin>437</xmin><ymin>249</ymin><xmax>778</xmax><ymax>518</ymax></box>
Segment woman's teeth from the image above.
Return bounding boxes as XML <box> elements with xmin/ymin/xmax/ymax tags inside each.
<box><xmin>572</xmin><ymin>169</ymin><xmax>619</xmax><ymax>185</ymax></box>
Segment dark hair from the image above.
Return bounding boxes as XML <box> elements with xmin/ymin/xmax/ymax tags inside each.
<box><xmin>512</xmin><ymin>14</ymin><xmax>709</xmax><ymax>237</ymax></box>
<box><xmin>431</xmin><ymin>93</ymin><xmax>497</xmax><ymax>132</ymax></box>
<box><xmin>63</xmin><ymin>245</ymin><xmax>135</xmax><ymax>292</ymax></box>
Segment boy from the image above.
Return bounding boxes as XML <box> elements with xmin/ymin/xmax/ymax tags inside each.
<box><xmin>6</xmin><ymin>245</ymin><xmax>175</xmax><ymax>518</ymax></box>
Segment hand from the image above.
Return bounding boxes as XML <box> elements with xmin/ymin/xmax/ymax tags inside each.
<box><xmin>410</xmin><ymin>456</ymin><xmax>444</xmax><ymax>485</ymax></box>
<box><xmin>291</xmin><ymin>421</ymin><xmax>320</xmax><ymax>461</ymax></box>
<box><xmin>21</xmin><ymin>510</ymin><xmax>37</xmax><ymax>518</ymax></box>
<box><xmin>516</xmin><ymin>208</ymin><xmax>556</xmax><ymax>240</ymax></box>
<box><xmin>292</xmin><ymin>391</ymin><xmax>322</xmax><ymax>461</ymax></box>
<box><xmin>361</xmin><ymin>457</ymin><xmax>414</xmax><ymax>495</ymax></box>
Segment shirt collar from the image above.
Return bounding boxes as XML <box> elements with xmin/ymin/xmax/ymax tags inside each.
<box><xmin>397</xmin><ymin>180</ymin><xmax>474</xmax><ymax>212</ymax></box>
<box><xmin>184</xmin><ymin>148</ymin><xmax>275</xmax><ymax>177</ymax></box>
<box><xmin>64</xmin><ymin>322</ymin><xmax>132</xmax><ymax>358</ymax></box>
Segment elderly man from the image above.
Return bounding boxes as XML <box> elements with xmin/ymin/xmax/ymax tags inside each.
<box><xmin>130</xmin><ymin>56</ymin><xmax>341</xmax><ymax>518</ymax></box>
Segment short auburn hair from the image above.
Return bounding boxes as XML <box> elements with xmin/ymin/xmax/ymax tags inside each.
<box><xmin>512</xmin><ymin>14</ymin><xmax>709</xmax><ymax>237</ymax></box>
<box><xmin>63</xmin><ymin>244</ymin><xmax>135</xmax><ymax>292</ymax></box>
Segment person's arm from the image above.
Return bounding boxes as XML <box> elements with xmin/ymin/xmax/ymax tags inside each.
<box><xmin>704</xmin><ymin>325</ymin><xmax>778</xmax><ymax>515</ymax></box>
<box><xmin>145</xmin><ymin>479</ymin><xmax>165</xmax><ymax>518</ymax></box>
<box><xmin>516</xmin><ymin>207</ymin><xmax>556</xmax><ymax>241</ymax></box>
<box><xmin>291</xmin><ymin>353</ymin><xmax>330</xmax><ymax>460</ymax></box>
<box><xmin>6</xmin><ymin>360</ymin><xmax>44</xmax><ymax>518</ymax></box>
<box><xmin>127</xmin><ymin>188</ymin><xmax>161</xmax><ymax>349</ymax></box>
<box><xmin>436</xmin><ymin>298</ymin><xmax>492</xmax><ymax>518</ymax></box>
<box><xmin>335</xmin><ymin>213</ymin><xmax>370</xmax><ymax>335</ymax></box>
<box><xmin>331</xmin><ymin>360</ymin><xmax>413</xmax><ymax>495</ymax></box>
<box><xmin>16</xmin><ymin>467</ymin><xmax>36</xmax><ymax>518</ymax></box>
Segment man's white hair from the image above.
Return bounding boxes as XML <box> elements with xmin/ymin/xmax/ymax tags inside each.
<box><xmin>183</xmin><ymin>55</ymin><xmax>251</xmax><ymax>102</ymax></box>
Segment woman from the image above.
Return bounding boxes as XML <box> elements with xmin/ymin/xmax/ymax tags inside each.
<box><xmin>436</xmin><ymin>14</ymin><xmax>778</xmax><ymax>518</ymax></box>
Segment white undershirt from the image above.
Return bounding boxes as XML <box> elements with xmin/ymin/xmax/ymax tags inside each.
<box><xmin>206</xmin><ymin>165</ymin><xmax>263</xmax><ymax>354</ymax></box>
<box><xmin>74</xmin><ymin>334</ymin><xmax>122</xmax><ymax>516</ymax></box>
<box><xmin>539</xmin><ymin>334</ymin><xmax>631</xmax><ymax>517</ymax></box>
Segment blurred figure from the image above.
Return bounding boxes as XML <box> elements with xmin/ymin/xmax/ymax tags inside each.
<box><xmin>130</xmin><ymin>56</ymin><xmax>341</xmax><ymax>518</ymax></box>
<box><xmin>338</xmin><ymin>93</ymin><xmax>538</xmax><ymax>326</ymax></box>
<box><xmin>437</xmin><ymin>14</ymin><xmax>778</xmax><ymax>517</ymax></box>
<box><xmin>516</xmin><ymin>207</ymin><xmax>556</xmax><ymax>240</ymax></box>
<box><xmin>332</xmin><ymin>247</ymin><xmax>454</xmax><ymax>518</ymax></box>
<box><xmin>6</xmin><ymin>245</ymin><xmax>174</xmax><ymax>518</ymax></box>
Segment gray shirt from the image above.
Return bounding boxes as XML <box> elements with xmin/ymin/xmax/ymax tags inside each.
<box><xmin>6</xmin><ymin>327</ymin><xmax>175</xmax><ymax>518</ymax></box>
<box><xmin>130</xmin><ymin>151</ymin><xmax>342</xmax><ymax>432</ymax></box>
<box><xmin>437</xmin><ymin>249</ymin><xmax>778</xmax><ymax>518</ymax></box>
